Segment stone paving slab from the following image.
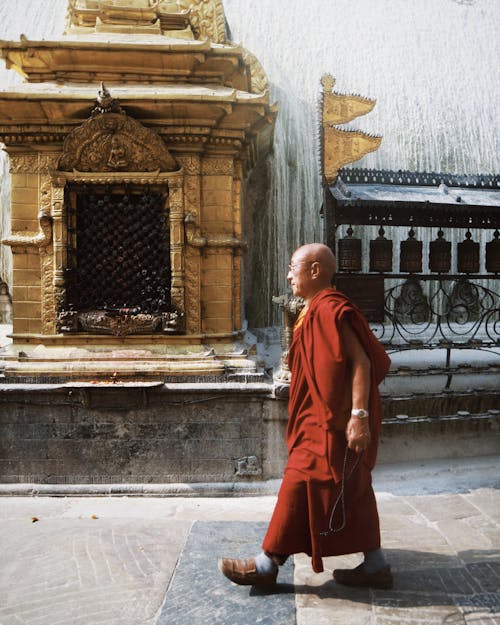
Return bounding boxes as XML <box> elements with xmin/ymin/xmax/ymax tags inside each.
<box><xmin>156</xmin><ymin>521</ymin><xmax>295</xmax><ymax>625</ymax></box>
<box><xmin>0</xmin><ymin>458</ymin><xmax>498</xmax><ymax>625</ymax></box>
<box><xmin>294</xmin><ymin>487</ymin><xmax>500</xmax><ymax>625</ymax></box>
<box><xmin>0</xmin><ymin>518</ymin><xmax>190</xmax><ymax>625</ymax></box>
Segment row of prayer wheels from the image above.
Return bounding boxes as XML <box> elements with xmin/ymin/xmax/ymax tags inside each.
<box><xmin>338</xmin><ymin>227</ymin><xmax>500</xmax><ymax>274</ymax></box>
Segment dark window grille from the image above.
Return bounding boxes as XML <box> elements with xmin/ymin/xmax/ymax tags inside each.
<box><xmin>64</xmin><ymin>185</ymin><xmax>171</xmax><ymax>316</ymax></box>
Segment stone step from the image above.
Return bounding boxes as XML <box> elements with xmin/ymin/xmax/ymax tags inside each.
<box><xmin>382</xmin><ymin>390</ymin><xmax>500</xmax><ymax>419</ymax></box>
<box><xmin>378</xmin><ymin>411</ymin><xmax>500</xmax><ymax>465</ymax></box>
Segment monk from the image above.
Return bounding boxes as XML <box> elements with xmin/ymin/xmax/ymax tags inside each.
<box><xmin>219</xmin><ymin>243</ymin><xmax>392</xmax><ymax>589</ymax></box>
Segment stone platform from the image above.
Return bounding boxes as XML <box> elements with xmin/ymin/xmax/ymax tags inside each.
<box><xmin>0</xmin><ymin>324</ymin><xmax>499</xmax><ymax>486</ymax></box>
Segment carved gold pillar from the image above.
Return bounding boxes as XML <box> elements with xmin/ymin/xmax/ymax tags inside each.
<box><xmin>168</xmin><ymin>177</ymin><xmax>185</xmax><ymax>316</ymax></box>
<box><xmin>49</xmin><ymin>174</ymin><xmax>67</xmax><ymax>329</ymax></box>
<box><xmin>179</xmin><ymin>155</ymin><xmax>203</xmax><ymax>334</ymax></box>
<box><xmin>233</xmin><ymin>160</ymin><xmax>243</xmax><ymax>330</ymax></box>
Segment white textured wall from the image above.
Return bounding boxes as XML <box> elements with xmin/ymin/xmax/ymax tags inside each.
<box><xmin>0</xmin><ymin>0</ymin><xmax>498</xmax><ymax>320</ymax></box>
<box><xmin>224</xmin><ymin>0</ymin><xmax>499</xmax><ymax>321</ymax></box>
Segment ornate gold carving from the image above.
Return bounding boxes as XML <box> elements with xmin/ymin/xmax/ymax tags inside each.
<box><xmin>184</xmin><ymin>246</ymin><xmax>201</xmax><ymax>334</ymax></box>
<box><xmin>75</xmin><ymin>311</ymin><xmax>165</xmax><ymax>336</ymax></box>
<box><xmin>272</xmin><ymin>294</ymin><xmax>305</xmax><ymax>383</ymax></box>
<box><xmin>233</xmin><ymin>160</ymin><xmax>243</xmax><ymax>181</ymax></box>
<box><xmin>38</xmin><ymin>175</ymin><xmax>57</xmax><ymax>333</ymax></box>
<box><xmin>184</xmin><ymin>215</ymin><xmax>245</xmax><ymax>250</ymax></box>
<box><xmin>183</xmin><ymin>175</ymin><xmax>200</xmax><ymax>224</ymax></box>
<box><xmin>232</xmin><ymin>174</ymin><xmax>241</xmax><ymax>238</ymax></box>
<box><xmin>40</xmin><ymin>154</ymin><xmax>61</xmax><ymax>173</ymax></box>
<box><xmin>59</xmin><ymin>106</ymin><xmax>178</xmax><ymax>173</ymax></box>
<box><xmin>184</xmin><ymin>213</ymin><xmax>207</xmax><ymax>247</ymax></box>
<box><xmin>323</xmin><ymin>126</ymin><xmax>382</xmax><ymax>184</ymax></box>
<box><xmin>39</xmin><ymin>179</ymin><xmax>51</xmax><ymax>217</ymax></box>
<box><xmin>9</xmin><ymin>155</ymin><xmax>39</xmax><ymax>174</ymax></box>
<box><xmin>321</xmin><ymin>74</ymin><xmax>382</xmax><ymax>184</ymax></box>
<box><xmin>55</xmin><ymin>172</ymin><xmax>178</xmax><ymax>185</ymax></box>
<box><xmin>190</xmin><ymin>0</ymin><xmax>225</xmax><ymax>43</ymax></box>
<box><xmin>241</xmin><ymin>49</ymin><xmax>269</xmax><ymax>94</ymax></box>
<box><xmin>8</xmin><ymin>153</ymin><xmax>60</xmax><ymax>174</ymax></box>
<box><xmin>176</xmin><ymin>155</ymin><xmax>201</xmax><ymax>175</ymax></box>
<box><xmin>65</xmin><ymin>0</ymin><xmax>228</xmax><ymax>40</ymax></box>
<box><xmin>67</xmin><ymin>0</ymin><xmax>193</xmax><ymax>37</ymax></box>
<box><xmin>201</xmin><ymin>158</ymin><xmax>233</xmax><ymax>176</ymax></box>
<box><xmin>1</xmin><ymin>134</ymin><xmax>64</xmax><ymax>145</ymax></box>
<box><xmin>321</xmin><ymin>75</ymin><xmax>377</xmax><ymax>125</ymax></box>
<box><xmin>168</xmin><ymin>184</ymin><xmax>185</xmax><ymax>316</ymax></box>
<box><xmin>40</xmin><ymin>248</ymin><xmax>56</xmax><ymax>333</ymax></box>
<box><xmin>206</xmin><ymin>235</ymin><xmax>245</xmax><ymax>249</ymax></box>
<box><xmin>2</xmin><ymin>210</ymin><xmax>52</xmax><ymax>249</ymax></box>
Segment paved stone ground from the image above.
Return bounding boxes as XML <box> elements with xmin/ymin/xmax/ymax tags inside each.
<box><xmin>157</xmin><ymin>521</ymin><xmax>295</xmax><ymax>625</ymax></box>
<box><xmin>0</xmin><ymin>456</ymin><xmax>498</xmax><ymax>625</ymax></box>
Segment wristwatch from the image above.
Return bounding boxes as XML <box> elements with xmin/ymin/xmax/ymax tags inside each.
<box><xmin>351</xmin><ymin>408</ymin><xmax>369</xmax><ymax>419</ymax></box>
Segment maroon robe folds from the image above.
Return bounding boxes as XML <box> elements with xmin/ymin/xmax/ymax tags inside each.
<box><xmin>262</xmin><ymin>288</ymin><xmax>391</xmax><ymax>573</ymax></box>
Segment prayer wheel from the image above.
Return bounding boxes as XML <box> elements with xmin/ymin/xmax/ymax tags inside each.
<box><xmin>370</xmin><ymin>226</ymin><xmax>392</xmax><ymax>273</ymax></box>
<box><xmin>338</xmin><ymin>226</ymin><xmax>362</xmax><ymax>272</ymax></box>
<box><xmin>486</xmin><ymin>229</ymin><xmax>500</xmax><ymax>274</ymax></box>
<box><xmin>399</xmin><ymin>228</ymin><xmax>422</xmax><ymax>273</ymax></box>
<box><xmin>457</xmin><ymin>230</ymin><xmax>479</xmax><ymax>274</ymax></box>
<box><xmin>429</xmin><ymin>229</ymin><xmax>451</xmax><ymax>273</ymax></box>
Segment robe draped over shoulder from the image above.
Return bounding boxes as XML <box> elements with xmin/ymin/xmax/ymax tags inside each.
<box><xmin>262</xmin><ymin>288</ymin><xmax>390</xmax><ymax>572</ymax></box>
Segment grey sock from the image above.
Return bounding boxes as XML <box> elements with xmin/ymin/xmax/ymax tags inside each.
<box><xmin>363</xmin><ymin>548</ymin><xmax>387</xmax><ymax>574</ymax></box>
<box><xmin>255</xmin><ymin>552</ymin><xmax>277</xmax><ymax>574</ymax></box>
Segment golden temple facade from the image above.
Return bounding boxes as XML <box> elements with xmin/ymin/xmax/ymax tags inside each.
<box><xmin>0</xmin><ymin>0</ymin><xmax>276</xmax><ymax>381</ymax></box>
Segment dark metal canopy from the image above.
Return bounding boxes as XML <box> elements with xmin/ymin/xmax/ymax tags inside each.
<box><xmin>326</xmin><ymin>169</ymin><xmax>500</xmax><ymax>230</ymax></box>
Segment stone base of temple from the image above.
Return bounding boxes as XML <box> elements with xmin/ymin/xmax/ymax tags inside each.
<box><xmin>0</xmin><ymin>380</ymin><xmax>498</xmax><ymax>486</ymax></box>
<box><xmin>0</xmin><ymin>336</ymin><xmax>261</xmax><ymax>383</ymax></box>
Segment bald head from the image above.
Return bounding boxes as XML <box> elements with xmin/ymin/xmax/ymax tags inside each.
<box><xmin>288</xmin><ymin>243</ymin><xmax>336</xmax><ymax>302</ymax></box>
<box><xmin>293</xmin><ymin>243</ymin><xmax>336</xmax><ymax>283</ymax></box>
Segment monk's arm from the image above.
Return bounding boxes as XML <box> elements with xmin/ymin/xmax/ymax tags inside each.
<box><xmin>341</xmin><ymin>319</ymin><xmax>372</xmax><ymax>453</ymax></box>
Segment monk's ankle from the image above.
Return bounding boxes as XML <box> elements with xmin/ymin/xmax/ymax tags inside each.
<box><xmin>363</xmin><ymin>548</ymin><xmax>387</xmax><ymax>574</ymax></box>
<box><xmin>255</xmin><ymin>552</ymin><xmax>278</xmax><ymax>574</ymax></box>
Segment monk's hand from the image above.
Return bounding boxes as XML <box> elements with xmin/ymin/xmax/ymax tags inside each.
<box><xmin>346</xmin><ymin>416</ymin><xmax>371</xmax><ymax>453</ymax></box>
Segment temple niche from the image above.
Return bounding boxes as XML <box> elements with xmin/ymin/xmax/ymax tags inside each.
<box><xmin>0</xmin><ymin>0</ymin><xmax>276</xmax><ymax>382</ymax></box>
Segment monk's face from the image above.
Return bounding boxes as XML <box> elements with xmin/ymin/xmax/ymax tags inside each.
<box><xmin>287</xmin><ymin>250</ymin><xmax>316</xmax><ymax>299</ymax></box>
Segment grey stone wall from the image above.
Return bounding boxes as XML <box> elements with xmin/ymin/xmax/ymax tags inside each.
<box><xmin>0</xmin><ymin>383</ymin><xmax>276</xmax><ymax>484</ymax></box>
<box><xmin>0</xmin><ymin>383</ymin><xmax>498</xmax><ymax>486</ymax></box>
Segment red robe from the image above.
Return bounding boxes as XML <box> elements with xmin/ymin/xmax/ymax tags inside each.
<box><xmin>262</xmin><ymin>288</ymin><xmax>391</xmax><ymax>573</ymax></box>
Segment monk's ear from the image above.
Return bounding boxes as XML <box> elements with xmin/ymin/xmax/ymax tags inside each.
<box><xmin>310</xmin><ymin>261</ymin><xmax>321</xmax><ymax>279</ymax></box>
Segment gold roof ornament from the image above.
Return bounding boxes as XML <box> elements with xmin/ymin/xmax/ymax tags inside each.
<box><xmin>321</xmin><ymin>74</ymin><xmax>382</xmax><ymax>183</ymax></box>
<box><xmin>65</xmin><ymin>0</ymin><xmax>225</xmax><ymax>41</ymax></box>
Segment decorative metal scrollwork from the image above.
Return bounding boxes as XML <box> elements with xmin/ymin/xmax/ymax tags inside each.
<box><xmin>376</xmin><ymin>277</ymin><xmax>499</xmax><ymax>347</ymax></box>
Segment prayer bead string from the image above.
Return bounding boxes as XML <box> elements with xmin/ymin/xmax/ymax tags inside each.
<box><xmin>319</xmin><ymin>443</ymin><xmax>361</xmax><ymax>536</ymax></box>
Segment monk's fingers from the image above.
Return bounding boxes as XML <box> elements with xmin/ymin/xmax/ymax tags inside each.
<box><xmin>349</xmin><ymin>437</ymin><xmax>367</xmax><ymax>453</ymax></box>
<box><xmin>358</xmin><ymin>434</ymin><xmax>371</xmax><ymax>452</ymax></box>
